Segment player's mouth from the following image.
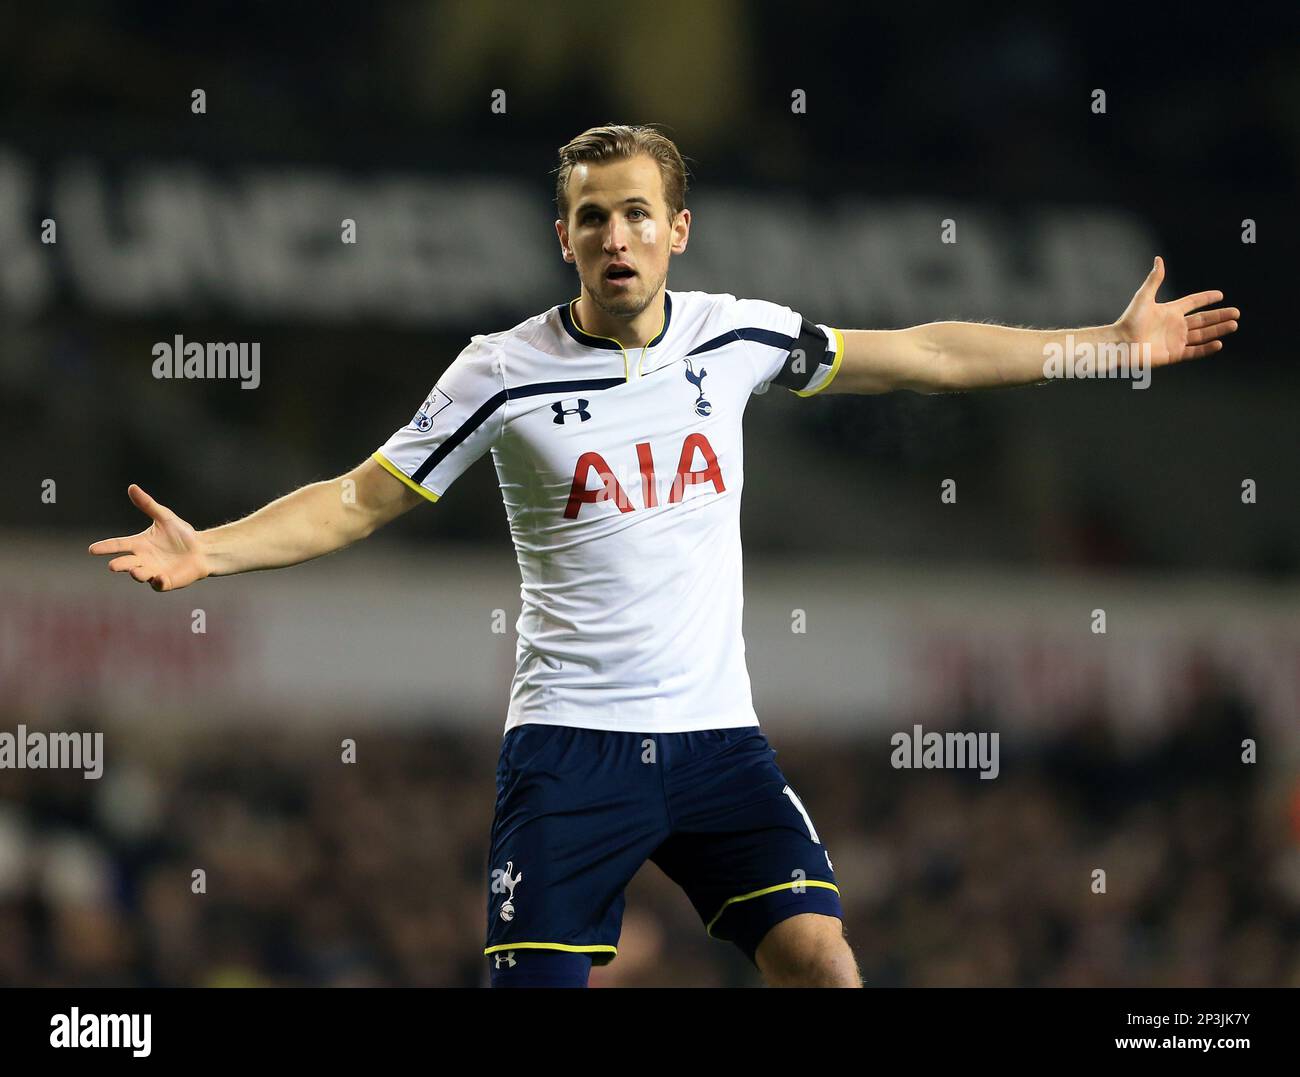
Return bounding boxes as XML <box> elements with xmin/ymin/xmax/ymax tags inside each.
<box><xmin>604</xmin><ymin>263</ymin><xmax>637</xmax><ymax>287</ymax></box>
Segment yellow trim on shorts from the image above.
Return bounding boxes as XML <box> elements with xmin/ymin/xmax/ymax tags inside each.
<box><xmin>705</xmin><ymin>880</ymin><xmax>841</xmax><ymax>936</ymax></box>
<box><xmin>372</xmin><ymin>450</ymin><xmax>441</xmax><ymax>503</ymax></box>
<box><xmin>794</xmin><ymin>326</ymin><xmax>845</xmax><ymax>397</ymax></box>
<box><xmin>484</xmin><ymin>942</ymin><xmax>618</xmax><ymax>957</ymax></box>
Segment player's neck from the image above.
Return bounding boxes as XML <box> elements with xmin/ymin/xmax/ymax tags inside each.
<box><xmin>573</xmin><ymin>287</ymin><xmax>666</xmax><ymax>350</ymax></box>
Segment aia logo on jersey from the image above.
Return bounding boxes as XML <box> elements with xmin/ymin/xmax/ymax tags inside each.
<box><xmin>564</xmin><ymin>433</ymin><xmax>725</xmax><ymax>519</ymax></box>
<box><xmin>684</xmin><ymin>359</ymin><xmax>711</xmax><ymax>417</ymax></box>
<box><xmin>552</xmin><ymin>398</ymin><xmax>592</xmax><ymax>424</ymax></box>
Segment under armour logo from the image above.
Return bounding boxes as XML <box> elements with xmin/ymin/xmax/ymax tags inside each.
<box><xmin>552</xmin><ymin>399</ymin><xmax>591</xmax><ymax>424</ymax></box>
<box><xmin>684</xmin><ymin>360</ymin><xmax>711</xmax><ymax>417</ymax></box>
<box><xmin>494</xmin><ymin>951</ymin><xmax>517</xmax><ymax>969</ymax></box>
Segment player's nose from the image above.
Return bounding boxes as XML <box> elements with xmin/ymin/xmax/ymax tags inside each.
<box><xmin>603</xmin><ymin>218</ymin><xmax>628</xmax><ymax>251</ymax></box>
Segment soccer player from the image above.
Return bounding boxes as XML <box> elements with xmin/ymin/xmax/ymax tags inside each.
<box><xmin>89</xmin><ymin>124</ymin><xmax>1240</xmax><ymax>988</ymax></box>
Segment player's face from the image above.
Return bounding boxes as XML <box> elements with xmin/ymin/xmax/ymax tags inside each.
<box><xmin>556</xmin><ymin>154</ymin><xmax>689</xmax><ymax>320</ymax></box>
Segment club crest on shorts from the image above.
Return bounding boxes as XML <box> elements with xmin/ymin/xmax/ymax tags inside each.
<box><xmin>492</xmin><ymin>860</ymin><xmax>523</xmax><ymax>922</ymax></box>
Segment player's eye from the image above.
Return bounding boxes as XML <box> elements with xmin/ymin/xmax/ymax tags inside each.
<box><xmin>627</xmin><ymin>208</ymin><xmax>648</xmax><ymax>220</ymax></box>
<box><xmin>581</xmin><ymin>211</ymin><xmax>603</xmax><ymax>225</ymax></box>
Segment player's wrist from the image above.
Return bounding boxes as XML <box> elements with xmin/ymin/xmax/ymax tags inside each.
<box><xmin>193</xmin><ymin>530</ymin><xmax>224</xmax><ymax>578</ymax></box>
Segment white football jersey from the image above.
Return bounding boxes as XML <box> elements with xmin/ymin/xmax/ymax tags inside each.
<box><xmin>374</xmin><ymin>290</ymin><xmax>844</xmax><ymax>733</ymax></box>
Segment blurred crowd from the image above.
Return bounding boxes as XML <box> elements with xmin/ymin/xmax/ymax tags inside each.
<box><xmin>1</xmin><ymin>672</ymin><xmax>1296</xmax><ymax>988</ymax></box>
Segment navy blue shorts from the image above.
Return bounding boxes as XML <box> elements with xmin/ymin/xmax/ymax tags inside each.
<box><xmin>483</xmin><ymin>724</ymin><xmax>842</xmax><ymax>969</ymax></box>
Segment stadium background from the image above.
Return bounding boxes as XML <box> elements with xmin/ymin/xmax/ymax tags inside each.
<box><xmin>1</xmin><ymin>3</ymin><xmax>1297</xmax><ymax>986</ymax></box>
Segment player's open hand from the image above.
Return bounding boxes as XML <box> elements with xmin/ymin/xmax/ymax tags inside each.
<box><xmin>1115</xmin><ymin>256</ymin><xmax>1240</xmax><ymax>367</ymax></box>
<box><xmin>87</xmin><ymin>485</ymin><xmax>210</xmax><ymax>592</ymax></box>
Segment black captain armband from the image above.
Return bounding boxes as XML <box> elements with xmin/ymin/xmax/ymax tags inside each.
<box><xmin>771</xmin><ymin>316</ymin><xmax>839</xmax><ymax>393</ymax></box>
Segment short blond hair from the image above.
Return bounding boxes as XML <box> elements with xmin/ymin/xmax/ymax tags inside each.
<box><xmin>555</xmin><ymin>123</ymin><xmax>689</xmax><ymax>222</ymax></box>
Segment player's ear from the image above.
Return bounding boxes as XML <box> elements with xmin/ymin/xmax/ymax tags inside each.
<box><xmin>555</xmin><ymin>218</ymin><xmax>575</xmax><ymax>263</ymax></box>
<box><xmin>670</xmin><ymin>208</ymin><xmax>690</xmax><ymax>255</ymax></box>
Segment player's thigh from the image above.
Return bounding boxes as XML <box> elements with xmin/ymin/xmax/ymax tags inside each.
<box><xmin>651</xmin><ymin>728</ymin><xmax>842</xmax><ymax>965</ymax></box>
<box><xmin>754</xmin><ymin>912</ymin><xmax>860</xmax><ymax>987</ymax></box>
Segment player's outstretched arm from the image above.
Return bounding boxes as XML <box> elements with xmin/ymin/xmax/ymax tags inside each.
<box><xmin>87</xmin><ymin>457</ymin><xmax>426</xmax><ymax>592</ymax></box>
<box><xmin>821</xmin><ymin>256</ymin><xmax>1240</xmax><ymax>395</ymax></box>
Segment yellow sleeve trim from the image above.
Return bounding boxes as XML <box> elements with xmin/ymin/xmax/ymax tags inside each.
<box><xmin>483</xmin><ymin>942</ymin><xmax>618</xmax><ymax>957</ymax></box>
<box><xmin>705</xmin><ymin>880</ymin><xmax>840</xmax><ymax>936</ymax></box>
<box><xmin>372</xmin><ymin>450</ymin><xmax>441</xmax><ymax>503</ymax></box>
<box><xmin>794</xmin><ymin>327</ymin><xmax>845</xmax><ymax>397</ymax></box>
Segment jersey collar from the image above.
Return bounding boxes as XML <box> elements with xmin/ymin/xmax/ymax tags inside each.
<box><xmin>559</xmin><ymin>291</ymin><xmax>673</xmax><ymax>351</ymax></box>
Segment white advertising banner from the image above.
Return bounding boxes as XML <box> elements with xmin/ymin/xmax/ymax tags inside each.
<box><xmin>1</xmin><ymin>534</ymin><xmax>1297</xmax><ymax>746</ymax></box>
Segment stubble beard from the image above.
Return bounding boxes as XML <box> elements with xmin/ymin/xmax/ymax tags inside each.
<box><xmin>584</xmin><ymin>268</ymin><xmax>666</xmax><ymax>323</ymax></box>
